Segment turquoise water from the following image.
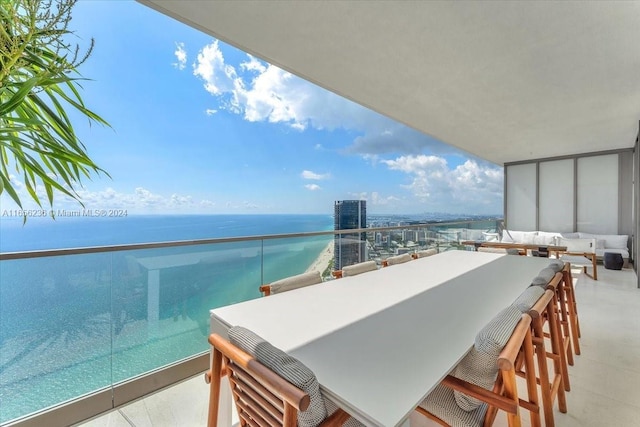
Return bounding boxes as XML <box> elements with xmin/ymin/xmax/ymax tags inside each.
<box><xmin>0</xmin><ymin>215</ymin><xmax>333</xmax><ymax>423</ymax></box>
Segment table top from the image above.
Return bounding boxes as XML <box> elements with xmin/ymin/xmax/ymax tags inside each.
<box><xmin>209</xmin><ymin>250</ymin><xmax>553</xmax><ymax>426</ymax></box>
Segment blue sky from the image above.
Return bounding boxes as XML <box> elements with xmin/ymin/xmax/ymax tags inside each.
<box><xmin>2</xmin><ymin>1</ymin><xmax>503</xmax><ymax>216</ymax></box>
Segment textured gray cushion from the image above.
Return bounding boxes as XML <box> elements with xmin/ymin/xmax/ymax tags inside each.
<box><xmin>452</xmin><ymin>305</ymin><xmax>522</xmax><ymax>411</ymax></box>
<box><xmin>420</xmin><ymin>383</ymin><xmax>487</xmax><ymax>426</ymax></box>
<box><xmin>532</xmin><ymin>267</ymin><xmax>556</xmax><ymax>286</ymax></box>
<box><xmin>269</xmin><ymin>271</ymin><xmax>322</xmax><ymax>294</ymax></box>
<box><xmin>531</xmin><ymin>276</ymin><xmax>548</xmax><ymax>287</ymax></box>
<box><xmin>228</xmin><ymin>326</ymin><xmax>327</xmax><ymax>427</ymax></box>
<box><xmin>342</xmin><ymin>260</ymin><xmax>377</xmax><ymax>277</ymax></box>
<box><xmin>512</xmin><ymin>286</ymin><xmax>544</xmax><ymax>313</ymax></box>
<box><xmin>548</xmin><ymin>259</ymin><xmax>564</xmax><ymax>273</ymax></box>
<box><xmin>324</xmin><ymin>400</ymin><xmax>365</xmax><ymax>427</ymax></box>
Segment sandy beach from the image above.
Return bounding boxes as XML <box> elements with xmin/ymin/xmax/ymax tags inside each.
<box><xmin>305</xmin><ymin>241</ymin><xmax>334</xmax><ymax>274</ymax></box>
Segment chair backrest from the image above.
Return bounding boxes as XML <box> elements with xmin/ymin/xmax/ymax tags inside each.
<box><xmin>341</xmin><ymin>260</ymin><xmax>377</xmax><ymax>277</ymax></box>
<box><xmin>417</xmin><ymin>311</ymin><xmax>534</xmax><ymax>427</ymax></box>
<box><xmin>260</xmin><ymin>271</ymin><xmax>322</xmax><ymax>296</ymax></box>
<box><xmin>477</xmin><ymin>247</ymin><xmax>508</xmax><ymax>254</ymax></box>
<box><xmin>412</xmin><ymin>248</ymin><xmax>438</xmax><ymax>259</ymax></box>
<box><xmin>557</xmin><ymin>237</ymin><xmax>595</xmax><ymax>253</ymax></box>
<box><xmin>206</xmin><ymin>333</ymin><xmax>310</xmax><ymax>427</ymax></box>
<box><xmin>384</xmin><ymin>253</ymin><xmax>412</xmax><ymax>266</ymax></box>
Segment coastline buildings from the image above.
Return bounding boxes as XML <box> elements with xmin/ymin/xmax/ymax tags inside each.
<box><xmin>333</xmin><ymin>200</ymin><xmax>367</xmax><ymax>270</ymax></box>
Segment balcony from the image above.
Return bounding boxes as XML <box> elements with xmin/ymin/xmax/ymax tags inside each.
<box><xmin>1</xmin><ymin>220</ymin><xmax>502</xmax><ymax>427</ymax></box>
<box><xmin>81</xmin><ymin>259</ymin><xmax>640</xmax><ymax>427</ymax></box>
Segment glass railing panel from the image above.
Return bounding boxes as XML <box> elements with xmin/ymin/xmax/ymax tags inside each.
<box><xmin>0</xmin><ymin>253</ymin><xmax>112</xmax><ymax>424</ymax></box>
<box><xmin>0</xmin><ymin>218</ymin><xmax>504</xmax><ymax>425</ymax></box>
<box><xmin>262</xmin><ymin>235</ymin><xmax>333</xmax><ymax>284</ymax></box>
<box><xmin>110</xmin><ymin>241</ymin><xmax>263</xmax><ymax>384</ymax></box>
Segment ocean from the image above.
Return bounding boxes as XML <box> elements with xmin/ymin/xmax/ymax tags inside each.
<box><xmin>0</xmin><ymin>214</ymin><xmax>334</xmax><ymax>423</ymax></box>
<box><xmin>0</xmin><ymin>213</ymin><xmax>334</xmax><ymax>252</ymax></box>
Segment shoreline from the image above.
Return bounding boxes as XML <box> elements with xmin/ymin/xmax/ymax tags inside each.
<box><xmin>305</xmin><ymin>241</ymin><xmax>334</xmax><ymax>274</ymax></box>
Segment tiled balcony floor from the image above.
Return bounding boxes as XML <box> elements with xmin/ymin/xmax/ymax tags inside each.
<box><xmin>78</xmin><ymin>266</ymin><xmax>640</xmax><ymax>427</ymax></box>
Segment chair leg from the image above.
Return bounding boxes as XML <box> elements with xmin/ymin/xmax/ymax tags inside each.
<box><xmin>532</xmin><ymin>320</ymin><xmax>554</xmax><ymax>427</ymax></box>
<box><xmin>545</xmin><ymin>302</ymin><xmax>568</xmax><ymax>413</ymax></box>
<box><xmin>503</xmin><ymin>369</ymin><xmax>522</xmax><ymax>427</ymax></box>
<box><xmin>563</xmin><ymin>272</ymin><xmax>581</xmax><ymax>356</ymax></box>
<box><xmin>522</xmin><ymin>328</ymin><xmax>541</xmax><ymax>427</ymax></box>
<box><xmin>556</xmin><ymin>285</ymin><xmax>574</xmax><ymax>369</ymax></box>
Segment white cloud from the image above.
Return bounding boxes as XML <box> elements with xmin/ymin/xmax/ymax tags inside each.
<box><xmin>305</xmin><ymin>184</ymin><xmax>321</xmax><ymax>191</ymax></box>
<box><xmin>347</xmin><ymin>191</ymin><xmax>399</xmax><ymax>206</ymax></box>
<box><xmin>301</xmin><ymin>170</ymin><xmax>330</xmax><ymax>180</ymax></box>
<box><xmin>189</xmin><ymin>40</ymin><xmax>426</xmax><ymax>138</ymax></box>
<box><xmin>173</xmin><ymin>42</ymin><xmax>187</xmax><ymax>70</ymax></box>
<box><xmin>205</xmin><ymin>109</ymin><xmax>218</xmax><ymax>116</ymax></box>
<box><xmin>193</xmin><ymin>40</ymin><xmax>237</xmax><ymax>95</ymax></box>
<box><xmin>187</xmin><ymin>39</ymin><xmax>480</xmax><ymax>159</ymax></box>
<box><xmin>382</xmin><ymin>155</ymin><xmax>503</xmax><ymax>213</ymax></box>
<box><xmin>0</xmin><ymin>179</ymin><xmax>223</xmax><ymax>214</ymax></box>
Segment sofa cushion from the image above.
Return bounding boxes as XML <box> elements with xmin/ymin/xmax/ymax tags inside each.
<box><xmin>561</xmin><ymin>232</ymin><xmax>580</xmax><ymax>239</ymax></box>
<box><xmin>577</xmin><ymin>233</ymin><xmax>628</xmax><ymax>249</ymax></box>
<box><xmin>601</xmin><ymin>234</ymin><xmax>628</xmax><ymax>249</ymax></box>
<box><xmin>501</xmin><ymin>230</ymin><xmax>537</xmax><ymax>244</ymax></box>
<box><xmin>536</xmin><ymin>231</ymin><xmax>562</xmax><ymax>246</ymax></box>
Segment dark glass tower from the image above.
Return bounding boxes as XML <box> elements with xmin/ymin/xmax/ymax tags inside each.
<box><xmin>334</xmin><ymin>200</ymin><xmax>367</xmax><ymax>270</ymax></box>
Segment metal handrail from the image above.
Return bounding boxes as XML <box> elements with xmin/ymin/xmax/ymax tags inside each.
<box><xmin>0</xmin><ymin>219</ymin><xmax>502</xmax><ymax>260</ymax></box>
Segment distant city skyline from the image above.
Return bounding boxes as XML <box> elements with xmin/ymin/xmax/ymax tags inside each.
<box><xmin>0</xmin><ymin>1</ymin><xmax>504</xmax><ymax>217</ymax></box>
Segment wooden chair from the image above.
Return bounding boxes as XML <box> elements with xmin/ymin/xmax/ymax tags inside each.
<box><xmin>205</xmin><ymin>332</ymin><xmax>357</xmax><ymax>427</ymax></box>
<box><xmin>259</xmin><ymin>271</ymin><xmax>322</xmax><ymax>296</ymax></box>
<box><xmin>561</xmin><ymin>262</ymin><xmax>581</xmax><ymax>356</ymax></box>
<box><xmin>533</xmin><ymin>267</ymin><xmax>573</xmax><ymax>391</ymax></box>
<box><xmin>381</xmin><ymin>253</ymin><xmax>412</xmax><ymax>267</ymax></box>
<box><xmin>332</xmin><ymin>260</ymin><xmax>377</xmax><ymax>278</ymax></box>
<box><xmin>513</xmin><ymin>279</ymin><xmax>568</xmax><ymax>427</ymax></box>
<box><xmin>416</xmin><ymin>310</ymin><xmax>537</xmax><ymax>427</ymax></box>
<box><xmin>555</xmin><ymin>237</ymin><xmax>598</xmax><ymax>280</ymax></box>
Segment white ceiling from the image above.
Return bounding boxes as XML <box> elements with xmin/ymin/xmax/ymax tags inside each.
<box><xmin>140</xmin><ymin>1</ymin><xmax>640</xmax><ymax>165</ymax></box>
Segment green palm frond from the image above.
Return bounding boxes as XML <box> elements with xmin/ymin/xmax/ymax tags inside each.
<box><xmin>0</xmin><ymin>0</ymin><xmax>110</xmax><ymax>216</ymax></box>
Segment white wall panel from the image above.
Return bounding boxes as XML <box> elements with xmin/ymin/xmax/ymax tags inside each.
<box><xmin>539</xmin><ymin>159</ymin><xmax>574</xmax><ymax>232</ymax></box>
<box><xmin>577</xmin><ymin>154</ymin><xmax>618</xmax><ymax>234</ymax></box>
<box><xmin>506</xmin><ymin>164</ymin><xmax>536</xmax><ymax>231</ymax></box>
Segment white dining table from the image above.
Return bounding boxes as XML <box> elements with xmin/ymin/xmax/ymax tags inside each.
<box><xmin>209</xmin><ymin>250</ymin><xmax>553</xmax><ymax>427</ymax></box>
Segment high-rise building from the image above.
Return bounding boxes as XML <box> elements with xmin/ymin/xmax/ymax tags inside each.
<box><xmin>334</xmin><ymin>200</ymin><xmax>367</xmax><ymax>270</ymax></box>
